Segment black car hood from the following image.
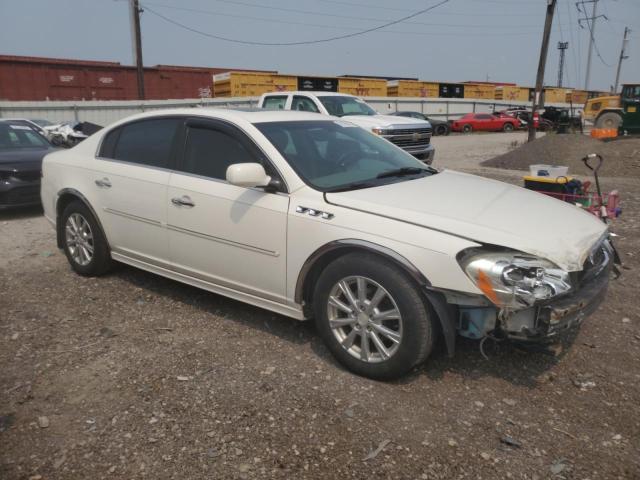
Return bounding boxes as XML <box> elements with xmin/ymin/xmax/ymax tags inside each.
<box><xmin>0</xmin><ymin>147</ymin><xmax>55</xmax><ymax>170</ymax></box>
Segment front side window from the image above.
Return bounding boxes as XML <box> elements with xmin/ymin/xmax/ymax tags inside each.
<box><xmin>262</xmin><ymin>96</ymin><xmax>287</xmax><ymax>110</ymax></box>
<box><xmin>317</xmin><ymin>96</ymin><xmax>377</xmax><ymax>117</ymax></box>
<box><xmin>256</xmin><ymin>120</ymin><xmax>433</xmax><ymax>192</ymax></box>
<box><xmin>292</xmin><ymin>96</ymin><xmax>320</xmax><ymax>113</ymax></box>
<box><xmin>111</xmin><ymin>118</ymin><xmax>181</xmax><ymax>168</ymax></box>
<box><xmin>181</xmin><ymin>126</ymin><xmax>255</xmax><ymax>180</ymax></box>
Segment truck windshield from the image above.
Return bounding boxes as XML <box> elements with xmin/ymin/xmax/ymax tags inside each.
<box><xmin>317</xmin><ymin>96</ymin><xmax>377</xmax><ymax>117</ymax></box>
<box><xmin>255</xmin><ymin>120</ymin><xmax>434</xmax><ymax>192</ymax></box>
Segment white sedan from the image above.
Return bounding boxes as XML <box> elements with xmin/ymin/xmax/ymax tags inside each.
<box><xmin>41</xmin><ymin>109</ymin><xmax>613</xmax><ymax>379</ymax></box>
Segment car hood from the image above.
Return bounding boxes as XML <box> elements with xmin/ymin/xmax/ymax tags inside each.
<box><xmin>0</xmin><ymin>147</ymin><xmax>54</xmax><ymax>170</ymax></box>
<box><xmin>342</xmin><ymin>114</ymin><xmax>431</xmax><ymax>130</ymax></box>
<box><xmin>325</xmin><ymin>170</ymin><xmax>607</xmax><ymax>271</ymax></box>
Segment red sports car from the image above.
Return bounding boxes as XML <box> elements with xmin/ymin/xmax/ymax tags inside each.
<box><xmin>450</xmin><ymin>113</ymin><xmax>521</xmax><ymax>133</ymax></box>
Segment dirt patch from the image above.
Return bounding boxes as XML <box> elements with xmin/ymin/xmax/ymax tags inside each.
<box><xmin>1</xmin><ymin>161</ymin><xmax>639</xmax><ymax>478</ymax></box>
<box><xmin>482</xmin><ymin>133</ymin><xmax>640</xmax><ymax>178</ymax></box>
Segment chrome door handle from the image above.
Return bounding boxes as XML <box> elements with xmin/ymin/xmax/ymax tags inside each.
<box><xmin>95</xmin><ymin>177</ymin><xmax>111</xmax><ymax>188</ymax></box>
<box><xmin>171</xmin><ymin>195</ymin><xmax>195</xmax><ymax>208</ymax></box>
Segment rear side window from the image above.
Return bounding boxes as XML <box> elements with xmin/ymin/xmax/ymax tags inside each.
<box><xmin>182</xmin><ymin>126</ymin><xmax>255</xmax><ymax>180</ymax></box>
<box><xmin>110</xmin><ymin>118</ymin><xmax>181</xmax><ymax>168</ymax></box>
<box><xmin>262</xmin><ymin>96</ymin><xmax>287</xmax><ymax>110</ymax></box>
<box><xmin>99</xmin><ymin>128</ymin><xmax>120</xmax><ymax>158</ymax></box>
<box><xmin>292</xmin><ymin>96</ymin><xmax>320</xmax><ymax>113</ymax></box>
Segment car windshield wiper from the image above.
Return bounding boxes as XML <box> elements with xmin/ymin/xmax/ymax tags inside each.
<box><xmin>375</xmin><ymin>167</ymin><xmax>429</xmax><ymax>179</ymax></box>
<box><xmin>325</xmin><ymin>181</ymin><xmax>376</xmax><ymax>193</ymax></box>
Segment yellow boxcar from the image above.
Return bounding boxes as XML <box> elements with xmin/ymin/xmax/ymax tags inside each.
<box><xmin>387</xmin><ymin>80</ymin><xmax>439</xmax><ymax>97</ymax></box>
<box><xmin>337</xmin><ymin>77</ymin><xmax>387</xmax><ymax>96</ymax></box>
<box><xmin>463</xmin><ymin>83</ymin><xmax>496</xmax><ymax>100</ymax></box>
<box><xmin>543</xmin><ymin>87</ymin><xmax>570</xmax><ymax>104</ymax></box>
<box><xmin>213</xmin><ymin>72</ymin><xmax>297</xmax><ymax>97</ymax></box>
<box><xmin>566</xmin><ymin>89</ymin><xmax>588</xmax><ymax>104</ymax></box>
<box><xmin>495</xmin><ymin>86</ymin><xmax>531</xmax><ymax>102</ymax></box>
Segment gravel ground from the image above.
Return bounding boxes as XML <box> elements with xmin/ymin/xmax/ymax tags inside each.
<box><xmin>482</xmin><ymin>134</ymin><xmax>640</xmax><ymax>178</ymax></box>
<box><xmin>1</xmin><ymin>133</ymin><xmax>639</xmax><ymax>479</ymax></box>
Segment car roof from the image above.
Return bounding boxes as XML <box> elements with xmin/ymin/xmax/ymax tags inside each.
<box><xmin>263</xmin><ymin>91</ymin><xmax>356</xmax><ymax>98</ymax></box>
<box><xmin>107</xmin><ymin>108</ymin><xmax>331</xmax><ymax>126</ymax></box>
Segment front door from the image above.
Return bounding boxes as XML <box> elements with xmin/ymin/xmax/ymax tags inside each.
<box><xmin>167</xmin><ymin>118</ymin><xmax>289</xmax><ymax>303</ymax></box>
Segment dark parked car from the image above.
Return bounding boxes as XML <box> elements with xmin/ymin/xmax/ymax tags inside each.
<box><xmin>391</xmin><ymin>111</ymin><xmax>450</xmax><ymax>136</ymax></box>
<box><xmin>0</xmin><ymin>120</ymin><xmax>57</xmax><ymax>209</ymax></box>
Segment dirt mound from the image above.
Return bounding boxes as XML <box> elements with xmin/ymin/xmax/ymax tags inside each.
<box><xmin>482</xmin><ymin>133</ymin><xmax>640</xmax><ymax>178</ymax></box>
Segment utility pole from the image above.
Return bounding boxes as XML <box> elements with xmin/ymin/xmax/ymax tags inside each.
<box><xmin>129</xmin><ymin>0</ymin><xmax>145</xmax><ymax>100</ymax></box>
<box><xmin>557</xmin><ymin>41</ymin><xmax>569</xmax><ymax>87</ymax></box>
<box><xmin>529</xmin><ymin>0</ymin><xmax>556</xmax><ymax>143</ymax></box>
<box><xmin>613</xmin><ymin>27</ymin><xmax>630</xmax><ymax>93</ymax></box>
<box><xmin>578</xmin><ymin>0</ymin><xmax>605</xmax><ymax>90</ymax></box>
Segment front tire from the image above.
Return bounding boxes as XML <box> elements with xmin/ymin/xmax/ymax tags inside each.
<box><xmin>462</xmin><ymin>124</ymin><xmax>473</xmax><ymax>134</ymax></box>
<box><xmin>503</xmin><ymin>122</ymin><xmax>515</xmax><ymax>132</ymax></box>
<box><xmin>313</xmin><ymin>253</ymin><xmax>434</xmax><ymax>380</ymax></box>
<box><xmin>595</xmin><ymin>112</ymin><xmax>622</xmax><ymax>130</ymax></box>
<box><xmin>61</xmin><ymin>201</ymin><xmax>112</xmax><ymax>276</ymax></box>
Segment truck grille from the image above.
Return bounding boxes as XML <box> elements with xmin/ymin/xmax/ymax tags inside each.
<box><xmin>381</xmin><ymin>126</ymin><xmax>432</xmax><ymax>151</ymax></box>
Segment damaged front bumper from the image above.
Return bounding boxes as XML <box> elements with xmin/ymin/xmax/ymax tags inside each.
<box><xmin>499</xmin><ymin>259</ymin><xmax>610</xmax><ymax>341</ymax></box>
<box><xmin>451</xmin><ymin>240</ymin><xmax>614</xmax><ymax>343</ymax></box>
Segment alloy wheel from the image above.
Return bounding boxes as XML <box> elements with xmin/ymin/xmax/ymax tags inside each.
<box><xmin>326</xmin><ymin>276</ymin><xmax>403</xmax><ymax>363</ymax></box>
<box><xmin>65</xmin><ymin>213</ymin><xmax>94</xmax><ymax>266</ymax></box>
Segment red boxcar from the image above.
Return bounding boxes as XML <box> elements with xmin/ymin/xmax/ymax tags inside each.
<box><xmin>0</xmin><ymin>55</ymin><xmax>274</xmax><ymax>101</ymax></box>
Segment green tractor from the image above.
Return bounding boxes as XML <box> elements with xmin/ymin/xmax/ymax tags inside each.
<box><xmin>592</xmin><ymin>83</ymin><xmax>640</xmax><ymax>134</ymax></box>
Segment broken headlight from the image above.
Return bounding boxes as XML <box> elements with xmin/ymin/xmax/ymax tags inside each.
<box><xmin>459</xmin><ymin>249</ymin><xmax>572</xmax><ymax>310</ymax></box>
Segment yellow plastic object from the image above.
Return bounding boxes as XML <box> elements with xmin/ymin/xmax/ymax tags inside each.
<box><xmin>523</xmin><ymin>175</ymin><xmax>572</xmax><ymax>184</ymax></box>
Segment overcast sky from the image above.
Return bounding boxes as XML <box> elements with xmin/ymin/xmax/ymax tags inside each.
<box><xmin>1</xmin><ymin>0</ymin><xmax>638</xmax><ymax>92</ymax></box>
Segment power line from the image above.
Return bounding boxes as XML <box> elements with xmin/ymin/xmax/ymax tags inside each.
<box><xmin>142</xmin><ymin>1</ymin><xmax>570</xmax><ymax>30</ymax></box>
<box><xmin>144</xmin><ymin>0</ymin><xmax>550</xmax><ymax>18</ymax></box>
<box><xmin>140</xmin><ymin>0</ymin><xmax>451</xmax><ymax>46</ymax></box>
<box><xmin>140</xmin><ymin>3</ymin><xmax>554</xmax><ymax>40</ymax></box>
<box><xmin>565</xmin><ymin>0</ymin><xmax>580</xmax><ymax>87</ymax></box>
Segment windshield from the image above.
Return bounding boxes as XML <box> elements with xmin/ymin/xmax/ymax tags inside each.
<box><xmin>317</xmin><ymin>96</ymin><xmax>377</xmax><ymax>117</ymax></box>
<box><xmin>0</xmin><ymin>124</ymin><xmax>50</xmax><ymax>149</ymax></box>
<box><xmin>255</xmin><ymin>120</ymin><xmax>434</xmax><ymax>192</ymax></box>
<box><xmin>31</xmin><ymin>119</ymin><xmax>54</xmax><ymax>127</ymax></box>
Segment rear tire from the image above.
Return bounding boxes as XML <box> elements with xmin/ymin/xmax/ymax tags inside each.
<box><xmin>61</xmin><ymin>201</ymin><xmax>112</xmax><ymax>276</ymax></box>
<box><xmin>313</xmin><ymin>253</ymin><xmax>434</xmax><ymax>380</ymax></box>
<box><xmin>595</xmin><ymin>112</ymin><xmax>622</xmax><ymax>130</ymax></box>
<box><xmin>462</xmin><ymin>124</ymin><xmax>473</xmax><ymax>134</ymax></box>
<box><xmin>503</xmin><ymin>122</ymin><xmax>515</xmax><ymax>132</ymax></box>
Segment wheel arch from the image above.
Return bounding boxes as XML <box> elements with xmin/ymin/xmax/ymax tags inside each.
<box><xmin>55</xmin><ymin>188</ymin><xmax>108</xmax><ymax>250</ymax></box>
<box><xmin>295</xmin><ymin>239</ymin><xmax>457</xmax><ymax>356</ymax></box>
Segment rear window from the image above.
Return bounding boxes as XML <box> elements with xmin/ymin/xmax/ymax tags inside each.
<box><xmin>101</xmin><ymin>118</ymin><xmax>181</xmax><ymax>169</ymax></box>
<box><xmin>262</xmin><ymin>96</ymin><xmax>287</xmax><ymax>110</ymax></box>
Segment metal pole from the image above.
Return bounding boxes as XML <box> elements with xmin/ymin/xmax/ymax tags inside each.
<box><xmin>613</xmin><ymin>27</ymin><xmax>630</xmax><ymax>93</ymax></box>
<box><xmin>529</xmin><ymin>0</ymin><xmax>557</xmax><ymax>142</ymax></box>
<box><xmin>131</xmin><ymin>0</ymin><xmax>145</xmax><ymax>100</ymax></box>
<box><xmin>557</xmin><ymin>42</ymin><xmax>569</xmax><ymax>87</ymax></box>
<box><xmin>584</xmin><ymin>0</ymin><xmax>598</xmax><ymax>90</ymax></box>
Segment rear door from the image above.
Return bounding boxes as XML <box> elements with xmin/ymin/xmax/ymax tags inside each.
<box><xmin>93</xmin><ymin>117</ymin><xmax>181</xmax><ymax>263</ymax></box>
<box><xmin>167</xmin><ymin>117</ymin><xmax>290</xmax><ymax>303</ymax></box>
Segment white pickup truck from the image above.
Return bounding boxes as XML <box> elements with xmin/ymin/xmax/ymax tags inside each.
<box><xmin>258</xmin><ymin>91</ymin><xmax>435</xmax><ymax>164</ymax></box>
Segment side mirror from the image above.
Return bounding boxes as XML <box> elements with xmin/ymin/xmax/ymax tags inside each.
<box><xmin>226</xmin><ymin>163</ymin><xmax>271</xmax><ymax>188</ymax></box>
